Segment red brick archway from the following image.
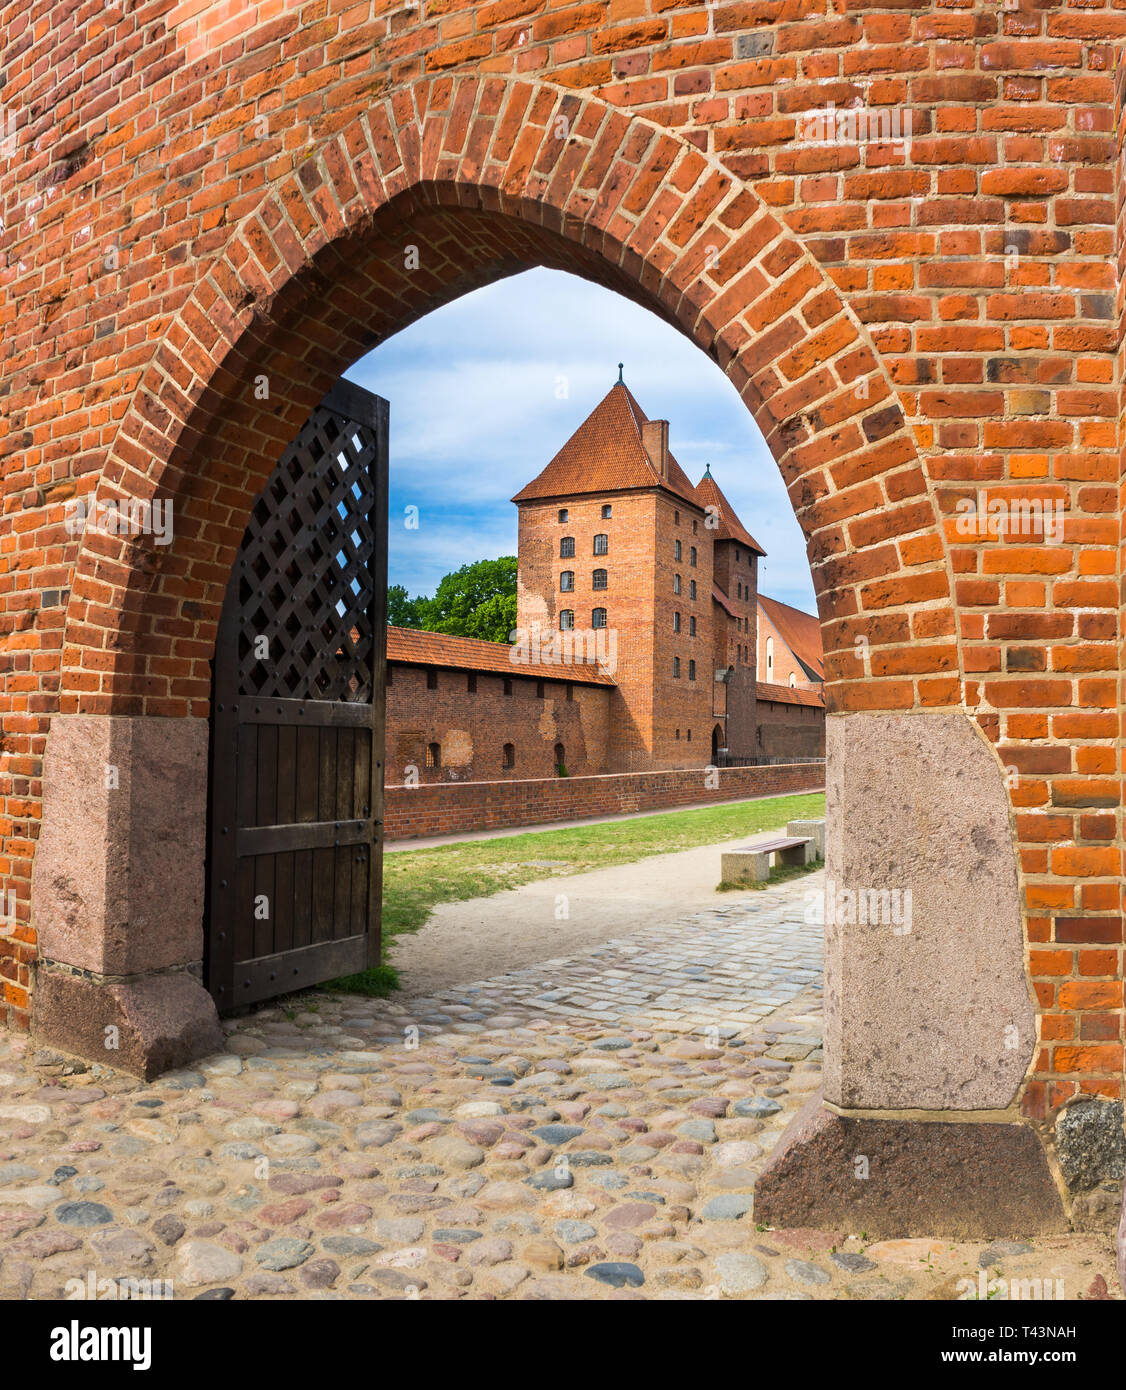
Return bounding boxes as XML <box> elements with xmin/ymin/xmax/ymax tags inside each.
<box><xmin>14</xmin><ymin>59</ymin><xmax>1114</xmax><ymax>1237</ymax></box>
<box><xmin>58</xmin><ymin>75</ymin><xmax>956</xmax><ymax>721</ymax></box>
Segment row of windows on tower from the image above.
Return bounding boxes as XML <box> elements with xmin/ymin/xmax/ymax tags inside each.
<box><xmin>673</xmin><ymin>576</ymin><xmax>697</xmax><ymax>599</ymax></box>
<box><xmin>559</xmin><ymin>609</ymin><xmax>607</xmax><ymax>630</ymax></box>
<box><xmin>672</xmin><ymin>613</ymin><xmax>697</xmax><ymax>635</ymax></box>
<box><xmin>425</xmin><ymin>741</ymin><xmax>566</xmax><ymax>770</ymax></box>
<box><xmin>672</xmin><ymin>658</ymin><xmax>697</xmax><ymax>681</ymax></box>
<box><xmin>560</xmin><ymin>535</ymin><xmax>608</xmax><ymax>558</ymax></box>
<box><xmin>560</xmin><ymin>569</ymin><xmax>606</xmax><ymax>591</ymax></box>
<box><xmin>673</xmin><ymin>541</ymin><xmax>697</xmax><ymax>565</ymax></box>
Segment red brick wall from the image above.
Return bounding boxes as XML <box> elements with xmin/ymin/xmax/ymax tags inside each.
<box><xmin>713</xmin><ymin>537</ymin><xmax>758</xmax><ymax>671</ymax></box>
<box><xmin>652</xmin><ymin>492</ymin><xmax>714</xmax><ymax>765</ymax></box>
<box><xmin>386</xmin><ymin>661</ymin><xmax>610</xmax><ymax>782</ymax></box>
<box><xmin>385</xmin><ymin>761</ymin><xmax>825</xmax><ymax>841</ymax></box>
<box><xmin>725</xmin><ymin>666</ymin><xmax>759</xmax><ymax>759</ymax></box>
<box><xmin>0</xmin><ymin>3</ymin><xmax>1120</xmax><ymax>1110</ymax></box>
<box><xmin>756</xmin><ymin>696</ymin><xmax>827</xmax><ymax>762</ymax></box>
<box><xmin>518</xmin><ymin>491</ymin><xmax>658</xmax><ymax>768</ymax></box>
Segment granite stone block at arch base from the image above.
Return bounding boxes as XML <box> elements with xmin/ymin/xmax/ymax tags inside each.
<box><xmin>754</xmin><ymin>1095</ymin><xmax>1067</xmax><ymax>1241</ymax></box>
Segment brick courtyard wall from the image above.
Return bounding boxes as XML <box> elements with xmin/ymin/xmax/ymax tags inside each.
<box><xmin>386</xmin><ymin>660</ymin><xmax>611</xmax><ymax>782</ymax></box>
<box><xmin>0</xmin><ymin>2</ymin><xmax>1121</xmax><ymax>1123</ymax></box>
<box><xmin>756</xmin><ymin>694</ymin><xmax>827</xmax><ymax>761</ymax></box>
<box><xmin>384</xmin><ymin>760</ymin><xmax>826</xmax><ymax>842</ymax></box>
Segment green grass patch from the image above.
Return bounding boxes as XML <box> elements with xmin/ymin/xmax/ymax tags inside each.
<box><xmin>326</xmin><ymin>963</ymin><xmax>400</xmax><ymax>998</ymax></box>
<box><xmin>323</xmin><ymin>790</ymin><xmax>824</xmax><ymax>995</ymax></box>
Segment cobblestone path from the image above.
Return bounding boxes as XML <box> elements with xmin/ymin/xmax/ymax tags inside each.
<box><xmin>0</xmin><ymin>873</ymin><xmax>1119</xmax><ymax>1300</ymax></box>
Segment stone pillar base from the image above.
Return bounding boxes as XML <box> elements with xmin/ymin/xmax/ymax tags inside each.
<box><xmin>754</xmin><ymin>1095</ymin><xmax>1067</xmax><ymax>1240</ymax></box>
<box><xmin>32</xmin><ymin>964</ymin><xmax>223</xmax><ymax>1081</ymax></box>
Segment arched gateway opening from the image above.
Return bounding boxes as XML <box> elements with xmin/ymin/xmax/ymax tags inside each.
<box><xmin>30</xmin><ymin>76</ymin><xmax>1059</xmax><ymax>1236</ymax></box>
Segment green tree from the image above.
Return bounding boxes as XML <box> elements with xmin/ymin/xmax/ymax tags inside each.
<box><xmin>416</xmin><ymin>556</ymin><xmax>518</xmax><ymax>644</ymax></box>
<box><xmin>386</xmin><ymin>583</ymin><xmax>424</xmax><ymax>629</ymax></box>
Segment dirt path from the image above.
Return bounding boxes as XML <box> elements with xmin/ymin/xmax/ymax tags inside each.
<box><xmin>389</xmin><ymin>830</ymin><xmax>795</xmax><ymax>995</ymax></box>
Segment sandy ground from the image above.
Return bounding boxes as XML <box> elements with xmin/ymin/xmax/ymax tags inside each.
<box><xmin>389</xmin><ymin>830</ymin><xmax>788</xmax><ymax>995</ymax></box>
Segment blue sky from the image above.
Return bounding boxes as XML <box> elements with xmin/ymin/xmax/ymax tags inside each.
<box><xmin>345</xmin><ymin>267</ymin><xmax>816</xmax><ymax>615</ymax></box>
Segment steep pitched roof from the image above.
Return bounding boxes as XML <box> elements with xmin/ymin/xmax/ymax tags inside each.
<box><xmin>758</xmin><ymin>594</ymin><xmax>825</xmax><ymax>682</ymax></box>
<box><xmin>511</xmin><ymin>382</ymin><xmax>702</xmax><ymax>508</ymax></box>
<box><xmin>711</xmin><ymin>583</ymin><xmax>741</xmax><ymax>619</ymax></box>
<box><xmin>386</xmin><ymin>626</ymin><xmax>616</xmax><ymax>686</ymax></box>
<box><xmin>694</xmin><ymin>466</ymin><xmax>766</xmax><ymax>555</ymax></box>
<box><xmin>756</xmin><ymin>680</ymin><xmax>825</xmax><ymax>709</ymax></box>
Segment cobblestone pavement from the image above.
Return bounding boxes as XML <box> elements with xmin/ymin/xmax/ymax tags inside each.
<box><xmin>403</xmin><ymin>882</ymin><xmax>824</xmax><ymax>1038</ymax></box>
<box><xmin>0</xmin><ymin>873</ymin><xmax>1119</xmax><ymax>1301</ymax></box>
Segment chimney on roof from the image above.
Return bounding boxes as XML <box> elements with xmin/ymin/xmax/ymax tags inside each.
<box><xmin>642</xmin><ymin>419</ymin><xmax>670</xmax><ymax>480</ymax></box>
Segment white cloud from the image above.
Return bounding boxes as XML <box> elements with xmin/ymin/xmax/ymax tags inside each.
<box><xmin>346</xmin><ymin>267</ymin><xmax>816</xmax><ymax>613</ymax></box>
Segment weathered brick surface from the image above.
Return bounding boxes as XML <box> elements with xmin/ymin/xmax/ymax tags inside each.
<box><xmin>386</xmin><ymin>659</ymin><xmax>610</xmax><ymax>782</ymax></box>
<box><xmin>0</xmin><ymin>3</ymin><xmax>1121</xmax><ymax>1110</ymax></box>
<box><xmin>755</xmin><ymin>690</ymin><xmax>825</xmax><ymax>762</ymax></box>
<box><xmin>384</xmin><ymin>759</ymin><xmax>825</xmax><ymax>841</ymax></box>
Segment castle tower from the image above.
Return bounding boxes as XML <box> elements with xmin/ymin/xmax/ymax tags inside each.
<box><xmin>512</xmin><ymin>375</ymin><xmax>713</xmax><ymax>771</ymax></box>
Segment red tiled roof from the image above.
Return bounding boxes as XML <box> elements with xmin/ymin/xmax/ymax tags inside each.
<box><xmin>694</xmin><ymin>468</ymin><xmax>766</xmax><ymax>555</ymax></box>
<box><xmin>512</xmin><ymin>382</ymin><xmax>703</xmax><ymax>508</ymax></box>
<box><xmin>386</xmin><ymin>626</ymin><xmax>616</xmax><ymax>686</ymax></box>
<box><xmin>756</xmin><ymin>680</ymin><xmax>825</xmax><ymax>708</ymax></box>
<box><xmin>758</xmin><ymin>594</ymin><xmax>825</xmax><ymax>682</ymax></box>
<box><xmin>711</xmin><ymin>583</ymin><xmax>741</xmax><ymax>619</ymax></box>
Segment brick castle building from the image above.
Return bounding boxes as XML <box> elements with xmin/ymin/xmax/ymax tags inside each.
<box><xmin>386</xmin><ymin>378</ymin><xmax>824</xmax><ymax>784</ymax></box>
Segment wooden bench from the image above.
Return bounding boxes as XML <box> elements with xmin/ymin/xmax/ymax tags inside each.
<box><xmin>720</xmin><ymin>835</ymin><xmax>814</xmax><ymax>886</ymax></box>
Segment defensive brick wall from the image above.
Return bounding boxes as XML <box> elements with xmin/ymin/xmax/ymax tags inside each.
<box><xmin>384</xmin><ymin>759</ymin><xmax>826</xmax><ymax>841</ymax></box>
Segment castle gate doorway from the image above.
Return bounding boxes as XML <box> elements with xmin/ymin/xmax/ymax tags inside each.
<box><xmin>206</xmin><ymin>383</ymin><xmax>388</xmax><ymax>1012</ymax></box>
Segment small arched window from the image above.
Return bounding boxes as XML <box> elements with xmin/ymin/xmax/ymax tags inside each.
<box><xmin>766</xmin><ymin>636</ymin><xmax>774</xmax><ymax>682</ymax></box>
<box><xmin>426</xmin><ymin>742</ymin><xmax>441</xmax><ymax>769</ymax></box>
<box><xmin>675</xmin><ymin>539</ymin><xmax>682</xmax><ymax>561</ymax></box>
<box><xmin>591</xmin><ymin>607</ymin><xmax>607</xmax><ymax>629</ymax></box>
<box><xmin>592</xmin><ymin>568</ymin><xmax>607</xmax><ymax>590</ymax></box>
<box><xmin>503</xmin><ymin>742</ymin><xmax>516</xmax><ymax>768</ymax></box>
<box><xmin>559</xmin><ymin>609</ymin><xmax>574</xmax><ymax>630</ymax></box>
<box><xmin>790</xmin><ymin>672</ymin><xmax>797</xmax><ymax>688</ymax></box>
<box><xmin>560</xmin><ymin>536</ymin><xmax>575</xmax><ymax>558</ymax></box>
<box><xmin>673</xmin><ymin>611</ymin><xmax>681</xmax><ymax>633</ymax></box>
<box><xmin>673</xmin><ymin>574</ymin><xmax>681</xmax><ymax>594</ymax></box>
<box><xmin>689</xmin><ymin>580</ymin><xmax>697</xmax><ymax>601</ymax></box>
<box><xmin>688</xmin><ymin>660</ymin><xmax>696</xmax><ymax>681</ymax></box>
<box><xmin>560</xmin><ymin>570</ymin><xmax>574</xmax><ymax>591</ymax></box>
<box><xmin>689</xmin><ymin>546</ymin><xmax>697</xmax><ymax>567</ymax></box>
<box><xmin>554</xmin><ymin>742</ymin><xmax>566</xmax><ymax>772</ymax></box>
<box><xmin>593</xmin><ymin>533</ymin><xmax>609</xmax><ymax>555</ymax></box>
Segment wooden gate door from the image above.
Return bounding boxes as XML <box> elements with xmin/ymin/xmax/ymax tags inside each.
<box><xmin>206</xmin><ymin>381</ymin><xmax>388</xmax><ymax>1012</ymax></box>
